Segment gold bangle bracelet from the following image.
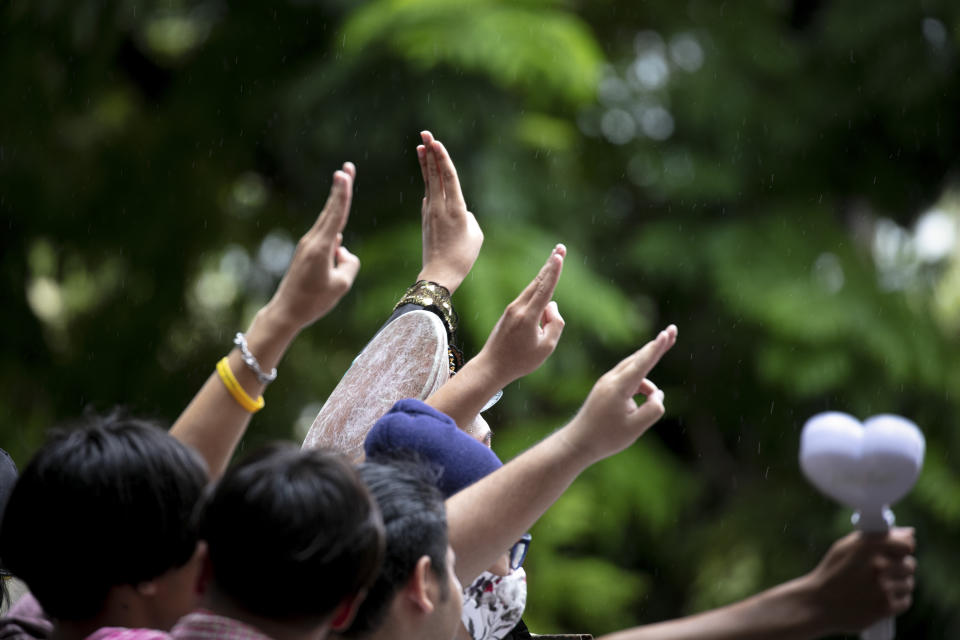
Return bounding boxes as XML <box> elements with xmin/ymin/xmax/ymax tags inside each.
<box><xmin>393</xmin><ymin>280</ymin><xmax>458</xmax><ymax>337</ymax></box>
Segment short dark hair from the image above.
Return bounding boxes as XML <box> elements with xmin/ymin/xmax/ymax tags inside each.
<box><xmin>342</xmin><ymin>456</ymin><xmax>450</xmax><ymax>638</ymax></box>
<box><xmin>199</xmin><ymin>444</ymin><xmax>384</xmax><ymax>623</ymax></box>
<box><xmin>0</xmin><ymin>412</ymin><xmax>208</xmax><ymax>620</ymax></box>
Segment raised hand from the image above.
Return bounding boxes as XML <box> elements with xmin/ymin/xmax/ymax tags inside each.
<box><xmin>171</xmin><ymin>162</ymin><xmax>360</xmax><ymax>479</ymax></box>
<box><xmin>807</xmin><ymin>528</ymin><xmax>916</xmax><ymax>635</ymax></box>
<box><xmin>416</xmin><ymin>131</ymin><xmax>484</xmax><ymax>294</ymax></box>
<box><xmin>269</xmin><ymin>163</ymin><xmax>361</xmax><ymax>332</ymax></box>
<box><xmin>477</xmin><ymin>244</ymin><xmax>567</xmax><ymax>383</ymax></box>
<box><xmin>563</xmin><ymin>325</ymin><xmax>677</xmax><ymax>464</ymax></box>
<box><xmin>426</xmin><ymin>244</ymin><xmax>566</xmax><ymax>432</ymax></box>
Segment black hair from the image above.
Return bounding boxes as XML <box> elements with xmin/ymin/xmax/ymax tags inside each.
<box><xmin>0</xmin><ymin>411</ymin><xmax>208</xmax><ymax>620</ymax></box>
<box><xmin>342</xmin><ymin>455</ymin><xmax>450</xmax><ymax>638</ymax></box>
<box><xmin>199</xmin><ymin>444</ymin><xmax>384</xmax><ymax>624</ymax></box>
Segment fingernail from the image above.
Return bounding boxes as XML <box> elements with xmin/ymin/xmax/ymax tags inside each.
<box><xmin>417</xmin><ymin>146</ymin><xmax>425</xmax><ymax>158</ymax></box>
<box><xmin>654</xmin><ymin>390</ymin><xmax>665</xmax><ymax>403</ymax></box>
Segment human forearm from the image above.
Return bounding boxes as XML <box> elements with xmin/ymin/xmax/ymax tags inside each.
<box><xmin>598</xmin><ymin>576</ymin><xmax>825</xmax><ymax>640</ymax></box>
<box><xmin>427</xmin><ymin>246</ymin><xmax>566</xmax><ymax>431</ymax></box>
<box><xmin>447</xmin><ymin>326</ymin><xmax>676</xmax><ymax>584</ymax></box>
<box><xmin>170</xmin><ymin>164</ymin><xmax>359</xmax><ymax>479</ymax></box>
<box><xmin>426</xmin><ymin>351</ymin><xmax>502</xmax><ymax>430</ymax></box>
<box><xmin>170</xmin><ymin>302</ymin><xmax>300</xmax><ymax>479</ymax></box>
<box><xmin>446</xmin><ymin>425</ymin><xmax>593</xmax><ymax>583</ymax></box>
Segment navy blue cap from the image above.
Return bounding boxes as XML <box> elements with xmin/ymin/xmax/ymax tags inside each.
<box><xmin>364</xmin><ymin>399</ymin><xmax>502</xmax><ymax>498</ymax></box>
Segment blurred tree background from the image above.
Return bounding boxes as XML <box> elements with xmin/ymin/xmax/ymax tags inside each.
<box><xmin>2</xmin><ymin>0</ymin><xmax>960</xmax><ymax>636</ymax></box>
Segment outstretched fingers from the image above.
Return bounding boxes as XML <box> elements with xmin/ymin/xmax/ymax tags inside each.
<box><xmin>612</xmin><ymin>325</ymin><xmax>678</xmax><ymax>394</ymax></box>
<box><xmin>517</xmin><ymin>244</ymin><xmax>566</xmax><ymax>309</ymax></box>
<box><xmin>417</xmin><ymin>144</ymin><xmax>428</xmax><ymax>198</ymax></box>
<box><xmin>421</xmin><ymin>130</ymin><xmax>444</xmax><ymax>204</ymax></box>
<box><xmin>313</xmin><ymin>164</ymin><xmax>355</xmax><ymax>238</ymax></box>
<box><xmin>433</xmin><ymin>140</ymin><xmax>466</xmax><ymax>208</ymax></box>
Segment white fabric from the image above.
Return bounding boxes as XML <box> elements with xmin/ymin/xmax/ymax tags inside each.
<box><xmin>461</xmin><ymin>569</ymin><xmax>527</xmax><ymax>640</ymax></box>
<box><xmin>301</xmin><ymin>311</ymin><xmax>449</xmax><ymax>460</ymax></box>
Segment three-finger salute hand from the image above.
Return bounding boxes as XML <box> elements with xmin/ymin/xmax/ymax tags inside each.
<box><xmin>565</xmin><ymin>325</ymin><xmax>678</xmax><ymax>463</ymax></box>
<box><xmin>269</xmin><ymin>163</ymin><xmax>361</xmax><ymax>331</ymax></box>
<box><xmin>478</xmin><ymin>244</ymin><xmax>567</xmax><ymax>384</ymax></box>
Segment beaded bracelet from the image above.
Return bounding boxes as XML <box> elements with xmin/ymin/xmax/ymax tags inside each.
<box><xmin>234</xmin><ymin>332</ymin><xmax>277</xmax><ymax>384</ymax></box>
<box><xmin>393</xmin><ymin>280</ymin><xmax>459</xmax><ymax>339</ymax></box>
<box><xmin>216</xmin><ymin>357</ymin><xmax>265</xmax><ymax>413</ymax></box>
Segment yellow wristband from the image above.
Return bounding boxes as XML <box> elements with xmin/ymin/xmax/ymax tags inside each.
<box><xmin>216</xmin><ymin>357</ymin><xmax>265</xmax><ymax>413</ymax></box>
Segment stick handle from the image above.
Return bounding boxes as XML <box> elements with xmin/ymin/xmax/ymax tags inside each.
<box><xmin>855</xmin><ymin>508</ymin><xmax>895</xmax><ymax>640</ymax></box>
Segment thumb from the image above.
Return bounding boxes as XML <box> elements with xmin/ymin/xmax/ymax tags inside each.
<box><xmin>627</xmin><ymin>392</ymin><xmax>666</xmax><ymax>434</ymax></box>
<box><xmin>541</xmin><ymin>300</ymin><xmax>565</xmax><ymax>345</ymax></box>
<box><xmin>335</xmin><ymin>246</ymin><xmax>361</xmax><ymax>283</ymax></box>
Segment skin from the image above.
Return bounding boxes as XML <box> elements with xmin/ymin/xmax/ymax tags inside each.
<box><xmin>597</xmin><ymin>529</ymin><xmax>916</xmax><ymax>640</ymax></box>
<box><xmin>415</xmin><ymin>131</ymin><xmax>484</xmax><ymax>294</ymax></box>
<box><xmin>51</xmin><ymin>544</ymin><xmax>208</xmax><ymax>640</ymax></box>
<box><xmin>427</xmin><ymin>243</ymin><xmax>568</xmax><ymax>432</ymax></box>
<box><xmin>444</xmin><ymin>325</ymin><xmax>676</xmax><ymax>584</ymax></box>
<box><xmin>170</xmin><ymin>163</ymin><xmax>360</xmax><ymax>479</ymax></box>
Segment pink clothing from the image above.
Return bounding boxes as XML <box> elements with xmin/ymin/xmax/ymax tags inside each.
<box><xmin>0</xmin><ymin>593</ymin><xmax>53</xmax><ymax>640</ymax></box>
<box><xmin>85</xmin><ymin>628</ymin><xmax>171</xmax><ymax>640</ymax></box>
<box><xmin>171</xmin><ymin>612</ymin><xmax>272</xmax><ymax>640</ymax></box>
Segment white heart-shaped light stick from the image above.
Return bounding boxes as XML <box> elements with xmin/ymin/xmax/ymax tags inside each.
<box><xmin>799</xmin><ymin>411</ymin><xmax>924</xmax><ymax>640</ymax></box>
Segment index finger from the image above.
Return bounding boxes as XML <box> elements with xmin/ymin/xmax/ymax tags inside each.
<box><xmin>433</xmin><ymin>141</ymin><xmax>466</xmax><ymax>208</ymax></box>
<box><xmin>612</xmin><ymin>325</ymin><xmax>678</xmax><ymax>392</ymax></box>
<box><xmin>516</xmin><ymin>244</ymin><xmax>565</xmax><ymax>309</ymax></box>
<box><xmin>312</xmin><ymin>169</ymin><xmax>354</xmax><ymax>237</ymax></box>
<box><xmin>422</xmin><ymin>131</ymin><xmax>444</xmax><ymax>203</ymax></box>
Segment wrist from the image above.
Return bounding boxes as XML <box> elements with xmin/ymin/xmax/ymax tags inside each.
<box><xmin>417</xmin><ymin>266</ymin><xmax>464</xmax><ymax>294</ymax></box>
<box><xmin>247</xmin><ymin>302</ymin><xmax>301</xmax><ymax>360</ymax></box>
<box><xmin>554</xmin><ymin>415</ymin><xmax>606</xmax><ymax>469</ymax></box>
<box><xmin>780</xmin><ymin>573</ymin><xmax>831</xmax><ymax>638</ymax></box>
<box><xmin>462</xmin><ymin>350</ymin><xmax>507</xmax><ymax>397</ymax></box>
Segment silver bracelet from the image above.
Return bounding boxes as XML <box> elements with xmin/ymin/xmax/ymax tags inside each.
<box><xmin>233</xmin><ymin>332</ymin><xmax>277</xmax><ymax>385</ymax></box>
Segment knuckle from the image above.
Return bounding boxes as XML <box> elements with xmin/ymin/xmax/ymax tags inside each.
<box><xmin>504</xmin><ymin>303</ymin><xmax>523</xmax><ymax>321</ymax></box>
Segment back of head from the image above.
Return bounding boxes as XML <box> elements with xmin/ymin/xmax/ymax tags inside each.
<box><xmin>342</xmin><ymin>457</ymin><xmax>449</xmax><ymax>639</ymax></box>
<box><xmin>199</xmin><ymin>444</ymin><xmax>384</xmax><ymax>624</ymax></box>
<box><xmin>0</xmin><ymin>412</ymin><xmax>208</xmax><ymax>621</ymax></box>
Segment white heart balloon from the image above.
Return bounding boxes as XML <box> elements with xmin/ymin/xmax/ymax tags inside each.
<box><xmin>799</xmin><ymin>411</ymin><xmax>925</xmax><ymax>514</ymax></box>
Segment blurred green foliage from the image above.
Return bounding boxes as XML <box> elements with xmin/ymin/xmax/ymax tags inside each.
<box><xmin>2</xmin><ymin>0</ymin><xmax>960</xmax><ymax>636</ymax></box>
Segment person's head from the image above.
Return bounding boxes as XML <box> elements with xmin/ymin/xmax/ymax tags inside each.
<box><xmin>199</xmin><ymin>444</ymin><xmax>384</xmax><ymax>632</ymax></box>
<box><xmin>360</xmin><ymin>400</ymin><xmax>530</xmax><ymax>640</ymax></box>
<box><xmin>0</xmin><ymin>412</ymin><xmax>208</xmax><ymax>629</ymax></box>
<box><xmin>363</xmin><ymin>400</ymin><xmax>516</xmax><ymax>577</ymax></box>
<box><xmin>342</xmin><ymin>457</ymin><xmax>461</xmax><ymax>640</ymax></box>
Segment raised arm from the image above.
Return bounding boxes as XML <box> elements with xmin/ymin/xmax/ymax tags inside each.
<box><xmin>426</xmin><ymin>243</ymin><xmax>566</xmax><ymax>429</ymax></box>
<box><xmin>171</xmin><ymin>163</ymin><xmax>360</xmax><ymax>478</ymax></box>
<box><xmin>446</xmin><ymin>325</ymin><xmax>677</xmax><ymax>583</ymax></box>
<box><xmin>415</xmin><ymin>130</ymin><xmax>484</xmax><ymax>294</ymax></box>
<box><xmin>598</xmin><ymin>528</ymin><xmax>916</xmax><ymax>640</ymax></box>
<box><xmin>301</xmin><ymin>133</ymin><xmax>487</xmax><ymax>456</ymax></box>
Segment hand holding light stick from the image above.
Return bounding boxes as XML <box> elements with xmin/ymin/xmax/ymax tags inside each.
<box><xmin>799</xmin><ymin>412</ymin><xmax>924</xmax><ymax>640</ymax></box>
